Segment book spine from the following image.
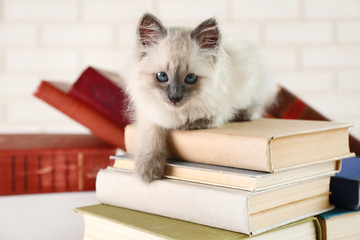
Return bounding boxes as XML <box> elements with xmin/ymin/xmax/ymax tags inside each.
<box><xmin>0</xmin><ymin>149</ymin><xmax>114</xmax><ymax>195</ymax></box>
<box><xmin>34</xmin><ymin>81</ymin><xmax>126</xmax><ymax>149</ymax></box>
<box><xmin>95</xmin><ymin>168</ymin><xmax>251</xmax><ymax>234</ymax></box>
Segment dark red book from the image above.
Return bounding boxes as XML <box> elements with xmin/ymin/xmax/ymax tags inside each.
<box><xmin>34</xmin><ymin>81</ymin><xmax>126</xmax><ymax>149</ymax></box>
<box><xmin>0</xmin><ymin>134</ymin><xmax>116</xmax><ymax>195</ymax></box>
<box><xmin>68</xmin><ymin>67</ymin><xmax>131</xmax><ymax>129</ymax></box>
<box><xmin>265</xmin><ymin>86</ymin><xmax>360</xmax><ymax>156</ymax></box>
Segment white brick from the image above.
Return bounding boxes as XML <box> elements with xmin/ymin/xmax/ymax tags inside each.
<box><xmin>0</xmin><ymin>74</ymin><xmax>40</xmax><ymax>96</ymax></box>
<box><xmin>4</xmin><ymin>1</ymin><xmax>77</xmax><ymax>20</ymax></box>
<box><xmin>158</xmin><ymin>0</ymin><xmax>227</xmax><ymax>20</ymax></box>
<box><xmin>5</xmin><ymin>50</ymin><xmax>78</xmax><ymax>71</ymax></box>
<box><xmin>0</xmin><ymin>25</ymin><xmax>37</xmax><ymax>45</ymax></box>
<box><xmin>0</xmin><ymin>124</ymin><xmax>42</xmax><ymax>133</ymax></box>
<box><xmin>338</xmin><ymin>71</ymin><xmax>360</xmax><ymax>91</ymax></box>
<box><xmin>232</xmin><ymin>0</ymin><xmax>299</xmax><ymax>19</ymax></box>
<box><xmin>338</xmin><ymin>22</ymin><xmax>360</xmax><ymax>42</ymax></box>
<box><xmin>266</xmin><ymin>23</ymin><xmax>332</xmax><ymax>43</ymax></box>
<box><xmin>42</xmin><ymin>25</ymin><xmax>113</xmax><ymax>46</ymax></box>
<box><xmin>6</xmin><ymin>98</ymin><xmax>73</xmax><ymax>122</ymax></box>
<box><xmin>117</xmin><ymin>25</ymin><xmax>137</xmax><ymax>46</ymax></box>
<box><xmin>275</xmin><ymin>72</ymin><xmax>334</xmax><ymax>93</ymax></box>
<box><xmin>83</xmin><ymin>0</ymin><xmax>154</xmax><ymax>21</ymax></box>
<box><xmin>263</xmin><ymin>48</ymin><xmax>297</xmax><ymax>69</ymax></box>
<box><xmin>305</xmin><ymin>0</ymin><xmax>360</xmax><ymax>18</ymax></box>
<box><xmin>303</xmin><ymin>47</ymin><xmax>360</xmax><ymax>68</ymax></box>
<box><xmin>81</xmin><ymin>49</ymin><xmax>132</xmax><ymax>72</ymax></box>
<box><xmin>221</xmin><ymin>24</ymin><xmax>261</xmax><ymax>43</ymax></box>
<box><xmin>304</xmin><ymin>94</ymin><xmax>360</xmax><ymax>117</ymax></box>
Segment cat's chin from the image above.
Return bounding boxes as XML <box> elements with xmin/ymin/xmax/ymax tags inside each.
<box><xmin>164</xmin><ymin>100</ymin><xmax>186</xmax><ymax>110</ymax></box>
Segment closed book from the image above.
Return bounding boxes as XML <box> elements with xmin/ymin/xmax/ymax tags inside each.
<box><xmin>318</xmin><ymin>208</ymin><xmax>360</xmax><ymax>240</ymax></box>
<box><xmin>330</xmin><ymin>157</ymin><xmax>360</xmax><ymax>210</ymax></box>
<box><xmin>125</xmin><ymin>119</ymin><xmax>354</xmax><ymax>172</ymax></box>
<box><xmin>96</xmin><ymin>168</ymin><xmax>333</xmax><ymax>235</ymax></box>
<box><xmin>34</xmin><ymin>81</ymin><xmax>126</xmax><ymax>149</ymax></box>
<box><xmin>75</xmin><ymin>204</ymin><xmax>322</xmax><ymax>240</ymax></box>
<box><xmin>112</xmin><ymin>154</ymin><xmax>341</xmax><ymax>192</ymax></box>
<box><xmin>0</xmin><ymin>134</ymin><xmax>116</xmax><ymax>195</ymax></box>
<box><xmin>68</xmin><ymin>66</ymin><xmax>131</xmax><ymax>129</ymax></box>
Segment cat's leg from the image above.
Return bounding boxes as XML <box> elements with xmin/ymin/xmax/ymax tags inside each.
<box><xmin>134</xmin><ymin>118</ymin><xmax>169</xmax><ymax>183</ymax></box>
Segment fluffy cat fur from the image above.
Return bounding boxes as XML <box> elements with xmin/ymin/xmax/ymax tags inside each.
<box><xmin>124</xmin><ymin>13</ymin><xmax>274</xmax><ymax>183</ymax></box>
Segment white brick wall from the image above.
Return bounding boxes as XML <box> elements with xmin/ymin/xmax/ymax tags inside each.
<box><xmin>4</xmin><ymin>1</ymin><xmax>78</xmax><ymax>20</ymax></box>
<box><xmin>42</xmin><ymin>25</ymin><xmax>114</xmax><ymax>46</ymax></box>
<box><xmin>0</xmin><ymin>0</ymin><xmax>359</xmax><ymax>140</ymax></box>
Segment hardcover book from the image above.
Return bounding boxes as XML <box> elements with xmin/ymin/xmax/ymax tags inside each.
<box><xmin>330</xmin><ymin>157</ymin><xmax>360</xmax><ymax>210</ymax></box>
<box><xmin>96</xmin><ymin>168</ymin><xmax>333</xmax><ymax>235</ymax></box>
<box><xmin>125</xmin><ymin>119</ymin><xmax>354</xmax><ymax>172</ymax></box>
<box><xmin>75</xmin><ymin>204</ymin><xmax>322</xmax><ymax>240</ymax></box>
<box><xmin>112</xmin><ymin>154</ymin><xmax>341</xmax><ymax>192</ymax></box>
<box><xmin>33</xmin><ymin>67</ymin><xmax>360</xmax><ymax>156</ymax></box>
<box><xmin>0</xmin><ymin>134</ymin><xmax>116</xmax><ymax>195</ymax></box>
<box><xmin>68</xmin><ymin>66</ymin><xmax>131</xmax><ymax>129</ymax></box>
<box><xmin>34</xmin><ymin>81</ymin><xmax>126</xmax><ymax>149</ymax></box>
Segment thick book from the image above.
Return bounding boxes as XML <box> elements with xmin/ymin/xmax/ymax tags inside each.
<box><xmin>112</xmin><ymin>154</ymin><xmax>341</xmax><ymax>192</ymax></box>
<box><xmin>34</xmin><ymin>81</ymin><xmax>126</xmax><ymax>149</ymax></box>
<box><xmin>330</xmin><ymin>157</ymin><xmax>360</xmax><ymax>210</ymax></box>
<box><xmin>34</xmin><ymin>67</ymin><xmax>360</xmax><ymax>156</ymax></box>
<box><xmin>68</xmin><ymin>66</ymin><xmax>131</xmax><ymax>129</ymax></box>
<box><xmin>318</xmin><ymin>208</ymin><xmax>360</xmax><ymax>240</ymax></box>
<box><xmin>75</xmin><ymin>204</ymin><xmax>321</xmax><ymax>240</ymax></box>
<box><xmin>125</xmin><ymin>119</ymin><xmax>354</xmax><ymax>172</ymax></box>
<box><xmin>96</xmin><ymin>168</ymin><xmax>333</xmax><ymax>235</ymax></box>
<box><xmin>0</xmin><ymin>134</ymin><xmax>116</xmax><ymax>195</ymax></box>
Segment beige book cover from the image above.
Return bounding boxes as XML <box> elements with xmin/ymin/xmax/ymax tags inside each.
<box><xmin>125</xmin><ymin>119</ymin><xmax>353</xmax><ymax>172</ymax></box>
<box><xmin>96</xmin><ymin>168</ymin><xmax>333</xmax><ymax>235</ymax></box>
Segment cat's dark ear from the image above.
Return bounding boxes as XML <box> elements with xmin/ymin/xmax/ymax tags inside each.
<box><xmin>191</xmin><ymin>18</ymin><xmax>220</xmax><ymax>49</ymax></box>
<box><xmin>138</xmin><ymin>13</ymin><xmax>167</xmax><ymax>47</ymax></box>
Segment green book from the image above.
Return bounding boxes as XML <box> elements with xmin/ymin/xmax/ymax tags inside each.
<box><xmin>75</xmin><ymin>204</ymin><xmax>322</xmax><ymax>240</ymax></box>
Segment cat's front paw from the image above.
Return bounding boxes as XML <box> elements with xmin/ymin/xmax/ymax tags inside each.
<box><xmin>181</xmin><ymin>118</ymin><xmax>213</xmax><ymax>130</ymax></box>
<box><xmin>135</xmin><ymin>156</ymin><xmax>165</xmax><ymax>183</ymax></box>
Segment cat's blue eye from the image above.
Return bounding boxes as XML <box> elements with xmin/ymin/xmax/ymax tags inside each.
<box><xmin>156</xmin><ymin>72</ymin><xmax>168</xmax><ymax>82</ymax></box>
<box><xmin>185</xmin><ymin>74</ymin><xmax>198</xmax><ymax>84</ymax></box>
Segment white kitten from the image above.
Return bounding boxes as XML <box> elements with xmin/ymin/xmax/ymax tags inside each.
<box><xmin>124</xmin><ymin>13</ymin><xmax>274</xmax><ymax>182</ymax></box>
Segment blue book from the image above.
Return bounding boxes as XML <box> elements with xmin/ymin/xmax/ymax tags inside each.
<box><xmin>330</xmin><ymin>157</ymin><xmax>360</xmax><ymax>210</ymax></box>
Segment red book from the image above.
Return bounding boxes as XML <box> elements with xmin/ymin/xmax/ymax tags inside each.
<box><xmin>68</xmin><ymin>67</ymin><xmax>131</xmax><ymax>129</ymax></box>
<box><xmin>34</xmin><ymin>81</ymin><xmax>126</xmax><ymax>149</ymax></box>
<box><xmin>0</xmin><ymin>134</ymin><xmax>116</xmax><ymax>195</ymax></box>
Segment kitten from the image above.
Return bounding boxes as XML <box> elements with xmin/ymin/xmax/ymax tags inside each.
<box><xmin>124</xmin><ymin>13</ymin><xmax>274</xmax><ymax>183</ymax></box>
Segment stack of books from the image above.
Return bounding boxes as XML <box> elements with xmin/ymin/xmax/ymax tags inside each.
<box><xmin>76</xmin><ymin>118</ymin><xmax>355</xmax><ymax>239</ymax></box>
<box><xmin>32</xmin><ymin>67</ymin><xmax>360</xmax><ymax>238</ymax></box>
